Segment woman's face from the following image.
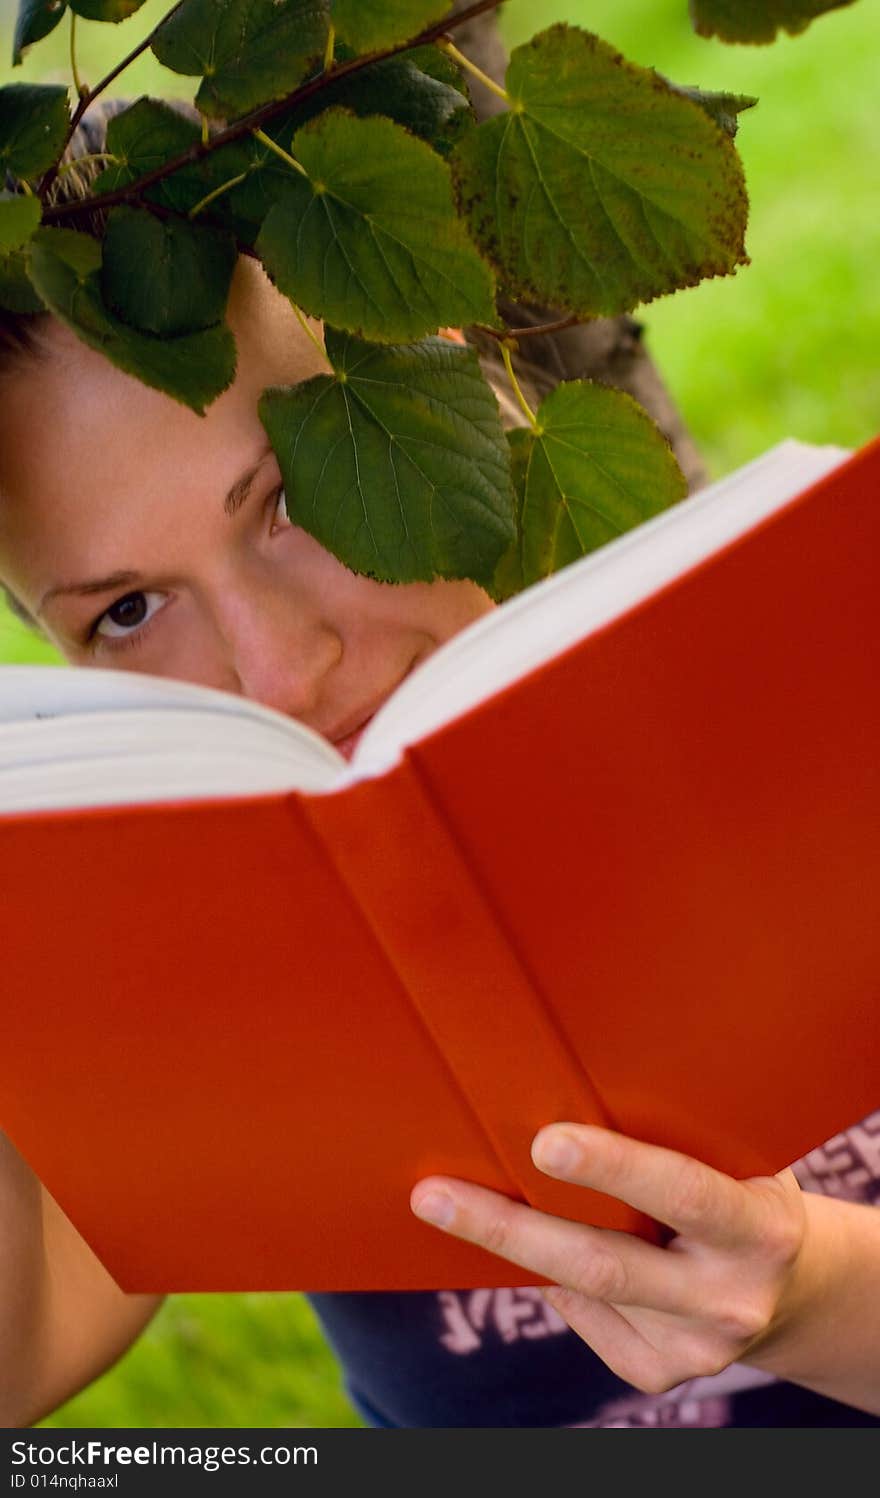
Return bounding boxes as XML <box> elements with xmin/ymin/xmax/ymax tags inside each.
<box><xmin>0</xmin><ymin>260</ymin><xmax>494</xmax><ymax>757</ymax></box>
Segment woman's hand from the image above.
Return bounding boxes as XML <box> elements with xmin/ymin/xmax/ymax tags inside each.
<box><xmin>410</xmin><ymin>1123</ymin><xmax>810</xmax><ymax>1395</ymax></box>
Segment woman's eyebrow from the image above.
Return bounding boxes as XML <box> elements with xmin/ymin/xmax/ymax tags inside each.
<box><xmin>38</xmin><ymin>569</ymin><xmax>145</xmax><ymax>616</ymax></box>
<box><xmin>224</xmin><ymin>447</ymin><xmax>273</xmax><ymax>517</ymax></box>
<box><xmin>37</xmin><ymin>450</ymin><xmax>277</xmax><ymax>614</ymax></box>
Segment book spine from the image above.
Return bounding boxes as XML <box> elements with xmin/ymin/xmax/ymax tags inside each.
<box><xmin>302</xmin><ymin>756</ymin><xmax>649</xmax><ymax>1235</ymax></box>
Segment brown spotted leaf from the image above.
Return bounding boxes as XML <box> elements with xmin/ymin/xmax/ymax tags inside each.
<box><xmin>452</xmin><ymin>24</ymin><xmax>750</xmax><ymax>318</ymax></box>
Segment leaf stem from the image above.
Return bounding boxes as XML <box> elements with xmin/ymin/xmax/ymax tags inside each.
<box><xmin>501</xmin><ymin>341</ymin><xmax>539</xmax><ymax>431</ymax></box>
<box><xmin>188</xmin><ymin>171</ymin><xmax>250</xmax><ymax>219</ymax></box>
<box><xmin>438</xmin><ymin>37</ymin><xmax>509</xmax><ymax>104</ymax></box>
<box><xmin>252</xmin><ymin>129</ymin><xmax>308</xmax><ymax>178</ymax></box>
<box><xmin>69</xmin><ymin>12</ymin><xmax>85</xmax><ymax>100</ymax></box>
<box><xmin>56</xmin><ymin>151</ymin><xmax>118</xmax><ymax>175</ymax></box>
<box><xmin>43</xmin><ymin>0</ymin><xmax>506</xmax><ymax>223</ymax></box>
<box><xmin>477</xmin><ymin>312</ymin><xmax>583</xmax><ymax>342</ymax></box>
<box><xmin>323</xmin><ymin>23</ymin><xmax>335</xmax><ymax>71</ymax></box>
<box><xmin>290</xmin><ymin>302</ymin><xmax>327</xmax><ymax>361</ymax></box>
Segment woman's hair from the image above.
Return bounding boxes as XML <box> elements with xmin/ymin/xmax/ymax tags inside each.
<box><xmin>1</xmin><ymin>99</ymin><xmax>128</xmax><ymax>362</ymax></box>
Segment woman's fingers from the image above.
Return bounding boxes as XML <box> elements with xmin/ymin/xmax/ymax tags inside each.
<box><xmin>410</xmin><ymin>1177</ymin><xmax>693</xmax><ymax>1312</ymax></box>
<box><xmin>530</xmin><ymin>1123</ymin><xmax>782</xmax><ymax>1249</ymax></box>
<box><xmin>411</xmin><ymin>1126</ymin><xmax>808</xmax><ymax>1390</ymax></box>
<box><xmin>411</xmin><ymin>1125</ymin><xmax>802</xmax><ymax>1318</ymax></box>
<box><xmin>539</xmin><ymin>1288</ymin><xmax>675</xmax><ymax>1395</ymax></box>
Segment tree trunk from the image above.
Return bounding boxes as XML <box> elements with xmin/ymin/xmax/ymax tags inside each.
<box><xmin>452</xmin><ymin>3</ymin><xmax>708</xmax><ymax>492</ymax></box>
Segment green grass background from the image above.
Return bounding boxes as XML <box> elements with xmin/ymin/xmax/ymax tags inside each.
<box><xmin>1</xmin><ymin>0</ymin><xmax>877</xmax><ymax>1427</ymax></box>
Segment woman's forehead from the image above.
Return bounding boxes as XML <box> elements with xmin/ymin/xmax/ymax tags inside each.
<box><xmin>0</xmin><ymin>325</ymin><xmax>226</xmax><ymax>520</ymax></box>
<box><xmin>0</xmin><ymin>265</ymin><xmax>327</xmax><ymax>603</ymax></box>
<box><xmin>0</xmin><ymin>261</ymin><xmax>327</xmax><ymax>509</ymax></box>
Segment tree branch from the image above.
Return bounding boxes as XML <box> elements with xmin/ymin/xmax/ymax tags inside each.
<box><xmin>477</xmin><ymin>314</ymin><xmax>583</xmax><ymax>342</ymax></box>
<box><xmin>39</xmin><ymin>0</ymin><xmax>186</xmax><ymax>201</ymax></box>
<box><xmin>42</xmin><ymin>0</ymin><xmax>505</xmax><ymax>224</ymax></box>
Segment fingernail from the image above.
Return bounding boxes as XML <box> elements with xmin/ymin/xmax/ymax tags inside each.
<box><xmin>533</xmin><ymin>1129</ymin><xmax>579</xmax><ymax>1175</ymax></box>
<box><xmin>412</xmin><ymin>1189</ymin><xmax>456</xmax><ymax>1228</ymax></box>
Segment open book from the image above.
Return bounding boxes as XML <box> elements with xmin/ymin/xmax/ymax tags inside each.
<box><xmin>1</xmin><ymin>435</ymin><xmax>878</xmax><ymax>1292</ymax></box>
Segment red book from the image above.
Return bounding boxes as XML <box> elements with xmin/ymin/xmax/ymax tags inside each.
<box><xmin>0</xmin><ymin>436</ymin><xmax>877</xmax><ymax>1293</ymax></box>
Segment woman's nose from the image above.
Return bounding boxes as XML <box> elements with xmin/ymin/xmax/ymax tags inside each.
<box><xmin>215</xmin><ymin>584</ymin><xmax>344</xmax><ymax>723</ymax></box>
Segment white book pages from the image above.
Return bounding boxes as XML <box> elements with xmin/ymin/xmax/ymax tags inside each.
<box><xmin>0</xmin><ymin>708</ymin><xmax>305</xmax><ymax>769</ymax></box>
<box><xmin>0</xmin><ymin>708</ymin><xmax>340</xmax><ymax>811</ymax></box>
<box><xmin>0</xmin><ymin>695</ymin><xmax>342</xmax><ymax>811</ymax></box>
<box><xmin>0</xmin><ymin>662</ymin><xmax>327</xmax><ymax>743</ymax></box>
<box><xmin>0</xmin><ymin>750</ymin><xmax>335</xmax><ymax>811</ymax></box>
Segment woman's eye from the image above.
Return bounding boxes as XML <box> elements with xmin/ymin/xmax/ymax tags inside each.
<box><xmin>272</xmin><ymin>486</ymin><xmax>291</xmax><ymax>529</ymax></box>
<box><xmin>94</xmin><ymin>590</ymin><xmax>165</xmax><ymax>640</ymax></box>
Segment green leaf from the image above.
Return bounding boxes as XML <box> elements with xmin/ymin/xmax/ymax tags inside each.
<box><xmin>331</xmin><ymin>0</ymin><xmax>448</xmax><ymax>53</ymax></box>
<box><xmin>256</xmin><ymin>110</ymin><xmax>497</xmax><ymax>343</ymax></box>
<box><xmin>163</xmin><ymin>46</ymin><xmax>474</xmax><ymax>245</ymax></box>
<box><xmin>490</xmin><ymin>493</ymin><xmax>525</xmax><ymax>602</ymax></box>
<box><xmin>0</xmin><ymin>246</ymin><xmax>44</xmax><ymax>312</ymax></box>
<box><xmin>12</xmin><ymin>0</ymin><xmax>68</xmax><ymax>65</ymax></box>
<box><xmin>220</xmin><ymin>48</ymin><xmax>474</xmax><ymax>238</ymax></box>
<box><xmin>92</xmin><ymin>63</ymin><xmax>471</xmax><ymax>249</ymax></box>
<box><xmin>92</xmin><ymin>99</ymin><xmax>270</xmax><ymax>244</ymax></box>
<box><xmin>504</xmin><ymin>381</ymin><xmax>686</xmax><ymax>588</ymax></box>
<box><xmin>28</xmin><ymin>228</ymin><xmax>236</xmax><ymax>415</ymax></box>
<box><xmin>406</xmin><ymin>43</ymin><xmax>469</xmax><ymax>95</ymax></box>
<box><xmin>152</xmin><ymin>0</ymin><xmax>329</xmax><ymax>120</ymax></box>
<box><xmin>665</xmin><ymin>81</ymin><xmax>757</xmax><ymax>138</ymax></box>
<box><xmin>0</xmin><ymin>83</ymin><xmax>69</xmax><ymax>180</ymax></box>
<box><xmin>208</xmin><ymin>135</ymin><xmax>297</xmax><ymax>240</ymax></box>
<box><xmin>30</xmin><ymin>223</ymin><xmax>101</xmax><ymax>278</ymax></box>
<box><xmin>689</xmin><ymin>0</ymin><xmax>857</xmax><ymax>43</ymax></box>
<box><xmin>259</xmin><ymin>329</ymin><xmax>515</xmax><ymax>586</ymax></box>
<box><xmin>284</xmin><ymin>45</ymin><xmax>473</xmax><ymax>158</ymax></box>
<box><xmin>70</xmin><ymin>0</ymin><xmax>148</xmax><ymax>21</ymax></box>
<box><xmin>0</xmin><ymin>191</ymin><xmax>41</xmax><ymax>253</ymax></box>
<box><xmin>101</xmin><ymin>207</ymin><xmax>237</xmax><ymax>336</ymax></box>
<box><xmin>94</xmin><ymin>96</ymin><xmax>230</xmax><ymax>216</ymax></box>
<box><xmin>95</xmin><ymin>96</ymin><xmax>199</xmax><ymax>192</ymax></box>
<box><xmin>452</xmin><ymin>24</ymin><xmax>750</xmax><ymax>319</ymax></box>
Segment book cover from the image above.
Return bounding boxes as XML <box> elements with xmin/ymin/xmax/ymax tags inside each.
<box><xmin>0</xmin><ymin>438</ymin><xmax>877</xmax><ymax>1292</ymax></box>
